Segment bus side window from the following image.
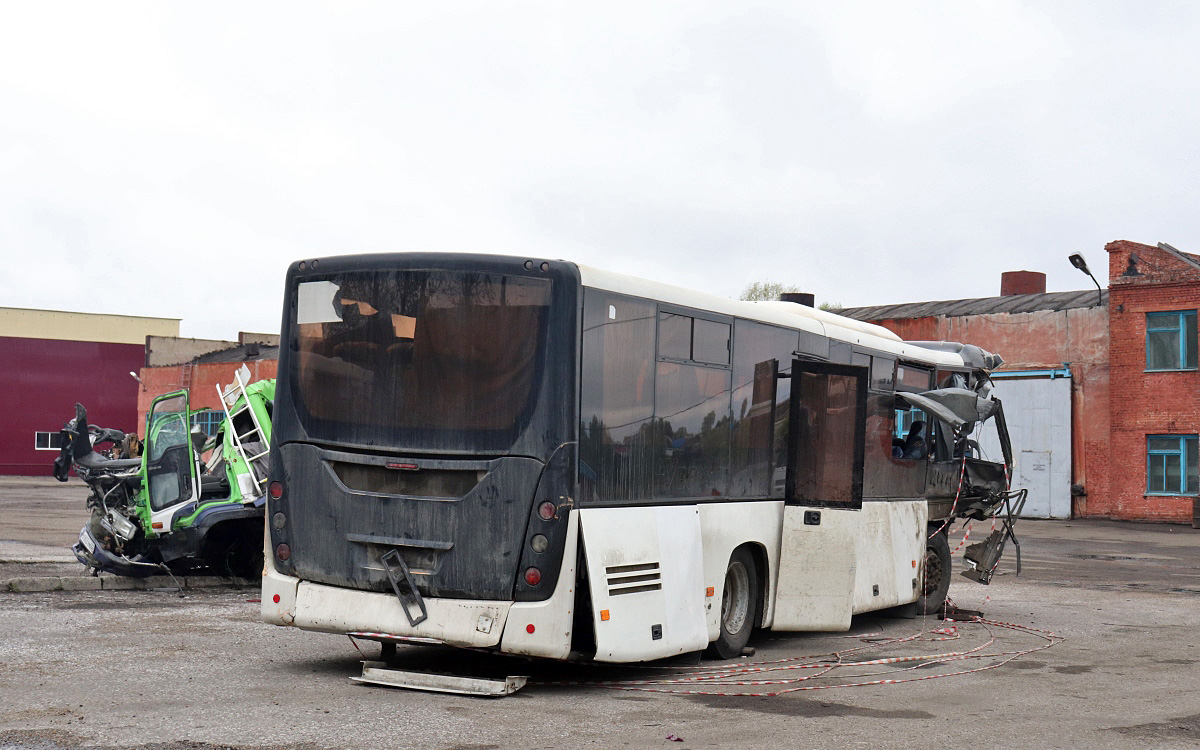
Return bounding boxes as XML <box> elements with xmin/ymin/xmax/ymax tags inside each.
<box><xmin>871</xmin><ymin>356</ymin><xmax>895</xmax><ymax>391</ymax></box>
<box><xmin>893</xmin><ymin>407</ymin><xmax>927</xmax><ymax>460</ymax></box>
<box><xmin>889</xmin><ymin>364</ymin><xmax>933</xmax><ymax>463</ymax></box>
<box><xmin>653</xmin><ymin>362</ymin><xmax>731</xmax><ymax>498</ymax></box>
<box><xmin>580</xmin><ymin>291</ymin><xmax>657</xmax><ymax>503</ymax></box>
<box><xmin>730</xmin><ymin>320</ymin><xmax>799</xmax><ymax>498</ymax></box>
<box><xmin>694</xmin><ymin>319</ymin><xmax>730</xmax><ymax>365</ymax></box>
<box><xmin>658</xmin><ymin>313</ymin><xmax>692</xmax><ymax>360</ymax></box>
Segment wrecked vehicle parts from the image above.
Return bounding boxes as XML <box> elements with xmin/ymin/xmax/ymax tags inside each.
<box><xmin>55</xmin><ymin>365</ymin><xmax>275</xmax><ymax>579</ymax></box>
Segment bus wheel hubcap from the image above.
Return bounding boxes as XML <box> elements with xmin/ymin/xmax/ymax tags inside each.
<box><xmin>723</xmin><ymin>562</ymin><xmax>750</xmax><ymax>635</ymax></box>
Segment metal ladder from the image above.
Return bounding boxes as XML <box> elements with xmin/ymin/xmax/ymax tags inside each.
<box><xmin>217</xmin><ymin>364</ymin><xmax>269</xmax><ymax>502</ymax></box>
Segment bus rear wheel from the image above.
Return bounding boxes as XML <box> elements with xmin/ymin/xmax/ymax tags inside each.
<box><xmin>707</xmin><ymin>548</ymin><xmax>758</xmax><ymax>660</ymax></box>
<box><xmin>918</xmin><ymin>531</ymin><xmax>952</xmax><ymax>616</ymax></box>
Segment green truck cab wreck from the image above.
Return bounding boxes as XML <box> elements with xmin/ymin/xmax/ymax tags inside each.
<box><xmin>56</xmin><ymin>366</ymin><xmax>275</xmax><ymax>578</ymax></box>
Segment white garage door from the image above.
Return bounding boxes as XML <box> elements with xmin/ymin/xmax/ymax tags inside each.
<box><xmin>976</xmin><ymin>373</ymin><xmax>1072</xmax><ymax>519</ymax></box>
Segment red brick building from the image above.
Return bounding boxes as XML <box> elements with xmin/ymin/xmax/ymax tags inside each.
<box><xmin>1105</xmin><ymin>240</ymin><xmax>1200</xmax><ymax>523</ymax></box>
<box><xmin>842</xmin><ymin>239</ymin><xmax>1200</xmax><ymax>525</ymax></box>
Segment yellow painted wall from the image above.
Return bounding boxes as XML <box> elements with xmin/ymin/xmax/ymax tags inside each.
<box><xmin>0</xmin><ymin>307</ymin><xmax>179</xmax><ymax>345</ymax></box>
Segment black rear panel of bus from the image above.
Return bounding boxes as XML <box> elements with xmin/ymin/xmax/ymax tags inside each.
<box><xmin>268</xmin><ymin>254</ymin><xmax>578</xmax><ymax>602</ymax></box>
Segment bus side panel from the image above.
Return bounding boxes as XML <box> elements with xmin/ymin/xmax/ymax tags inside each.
<box><xmin>500</xmin><ymin>510</ymin><xmax>579</xmax><ymax>660</ymax></box>
<box><xmin>770</xmin><ymin>506</ymin><xmax>858</xmax><ymax>631</ymax></box>
<box><xmin>698</xmin><ymin>501</ymin><xmax>785</xmax><ymax>639</ymax></box>
<box><xmin>852</xmin><ymin>500</ymin><xmax>928</xmax><ymax>614</ymax></box>
<box><xmin>580</xmin><ymin>506</ymin><xmax>708</xmax><ymax>663</ymax></box>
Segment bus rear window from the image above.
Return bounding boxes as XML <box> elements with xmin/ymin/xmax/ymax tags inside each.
<box><xmin>292</xmin><ymin>271</ymin><xmax>551</xmax><ymax>450</ymax></box>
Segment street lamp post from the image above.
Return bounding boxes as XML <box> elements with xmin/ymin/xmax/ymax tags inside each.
<box><xmin>1068</xmin><ymin>253</ymin><xmax>1104</xmax><ymax>307</ymax></box>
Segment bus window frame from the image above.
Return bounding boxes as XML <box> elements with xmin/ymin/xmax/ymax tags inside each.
<box><xmin>651</xmin><ymin>303</ymin><xmax>734</xmax><ymax>499</ymax></box>
<box><xmin>891</xmin><ymin>362</ymin><xmax>934</xmax><ymax>461</ymax></box>
<box><xmin>655</xmin><ymin>303</ymin><xmax>733</xmax><ymax>370</ymax></box>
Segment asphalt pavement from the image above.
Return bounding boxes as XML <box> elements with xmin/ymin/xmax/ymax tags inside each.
<box><xmin>1</xmin><ymin>477</ymin><xmax>1198</xmax><ymax>750</ymax></box>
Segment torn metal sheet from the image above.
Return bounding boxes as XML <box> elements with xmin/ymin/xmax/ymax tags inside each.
<box><xmin>904</xmin><ymin>342</ymin><xmax>1004</xmax><ymax>371</ymax></box>
<box><xmin>897</xmin><ymin>388</ymin><xmax>999</xmax><ymax>430</ymax></box>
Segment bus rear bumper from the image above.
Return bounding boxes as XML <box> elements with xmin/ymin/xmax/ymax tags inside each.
<box><xmin>260</xmin><ymin>512</ymin><xmax>581</xmax><ymax>657</ymax></box>
<box><xmin>285</xmin><ymin>579</ymin><xmax>513</xmax><ymax>649</ymax></box>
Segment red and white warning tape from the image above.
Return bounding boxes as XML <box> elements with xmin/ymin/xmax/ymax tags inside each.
<box><xmin>534</xmin><ymin>617</ymin><xmax>1062</xmax><ymax>698</ymax></box>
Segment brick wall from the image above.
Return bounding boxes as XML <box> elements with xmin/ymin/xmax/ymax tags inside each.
<box><xmin>136</xmin><ymin>360</ymin><xmax>278</xmax><ymax>436</ymax></box>
<box><xmin>1104</xmin><ymin>240</ymin><xmax>1200</xmax><ymax>522</ymax></box>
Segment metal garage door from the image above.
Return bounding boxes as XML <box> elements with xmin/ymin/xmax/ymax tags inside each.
<box><xmin>977</xmin><ymin>371</ymin><xmax>1072</xmax><ymax>519</ymax></box>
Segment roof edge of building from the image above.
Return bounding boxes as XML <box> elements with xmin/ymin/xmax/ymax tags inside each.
<box><xmin>839</xmin><ymin>289</ymin><xmax>1109</xmax><ymax>322</ymax></box>
<box><xmin>0</xmin><ymin>306</ymin><xmax>180</xmax><ymax>323</ymax></box>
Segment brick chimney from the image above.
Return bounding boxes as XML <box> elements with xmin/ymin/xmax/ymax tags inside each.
<box><xmin>1000</xmin><ymin>270</ymin><xmax>1046</xmax><ymax>296</ymax></box>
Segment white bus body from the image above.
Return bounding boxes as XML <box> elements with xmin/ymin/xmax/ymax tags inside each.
<box><xmin>263</xmin><ymin>254</ymin><xmax>1014</xmax><ymax>663</ymax></box>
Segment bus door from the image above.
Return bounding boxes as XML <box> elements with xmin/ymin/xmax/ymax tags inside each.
<box><xmin>772</xmin><ymin>361</ymin><xmax>867</xmax><ymax>631</ymax></box>
<box><xmin>143</xmin><ymin>390</ymin><xmax>201</xmax><ymax>535</ymax></box>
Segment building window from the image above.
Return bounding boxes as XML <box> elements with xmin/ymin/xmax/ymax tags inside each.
<box><xmin>190</xmin><ymin>410</ymin><xmax>225</xmax><ymax>438</ymax></box>
<box><xmin>1147</xmin><ymin>435</ymin><xmax>1199</xmax><ymax>495</ymax></box>
<box><xmin>1146</xmin><ymin>311</ymin><xmax>1197</xmax><ymax>371</ymax></box>
<box><xmin>34</xmin><ymin>431</ymin><xmax>63</xmax><ymax>451</ymax></box>
<box><xmin>894</xmin><ymin>407</ymin><xmax>923</xmax><ymax>440</ymax></box>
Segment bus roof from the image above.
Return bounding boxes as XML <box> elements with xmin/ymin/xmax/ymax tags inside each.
<box><xmin>575</xmin><ymin>262</ymin><xmax>967</xmax><ymax>369</ymax></box>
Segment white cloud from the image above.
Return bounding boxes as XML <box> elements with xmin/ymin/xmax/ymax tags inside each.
<box><xmin>1</xmin><ymin>1</ymin><xmax>1199</xmax><ymax>336</ymax></box>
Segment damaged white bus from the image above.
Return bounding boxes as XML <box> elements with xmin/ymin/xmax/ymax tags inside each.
<box><xmin>262</xmin><ymin>254</ymin><xmax>1023</xmax><ymax>663</ymax></box>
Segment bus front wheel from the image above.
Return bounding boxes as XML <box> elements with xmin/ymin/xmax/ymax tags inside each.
<box><xmin>707</xmin><ymin>548</ymin><xmax>759</xmax><ymax>659</ymax></box>
<box><xmin>918</xmin><ymin>531</ymin><xmax>952</xmax><ymax>616</ymax></box>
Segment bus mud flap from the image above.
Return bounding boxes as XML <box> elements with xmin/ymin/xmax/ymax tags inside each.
<box><xmin>352</xmin><ymin>661</ymin><xmax>527</xmax><ymax>697</ymax></box>
<box><xmin>380</xmin><ymin>548</ymin><xmax>429</xmax><ymax>626</ymax></box>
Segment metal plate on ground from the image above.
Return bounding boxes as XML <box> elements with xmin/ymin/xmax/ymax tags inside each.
<box><xmin>351</xmin><ymin>661</ymin><xmax>528</xmax><ymax>697</ymax></box>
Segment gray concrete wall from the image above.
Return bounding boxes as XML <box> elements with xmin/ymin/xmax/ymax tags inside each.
<box><xmin>144</xmin><ymin>335</ymin><xmax>235</xmax><ymax>366</ymax></box>
<box><xmin>238</xmin><ymin>331</ymin><xmax>280</xmax><ymax>347</ymax></box>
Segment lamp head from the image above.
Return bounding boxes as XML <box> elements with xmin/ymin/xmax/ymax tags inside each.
<box><xmin>1068</xmin><ymin>253</ymin><xmax>1091</xmax><ymax>275</ymax></box>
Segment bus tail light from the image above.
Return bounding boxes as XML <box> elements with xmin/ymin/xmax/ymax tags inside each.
<box><xmin>538</xmin><ymin>501</ymin><xmax>556</xmax><ymax>520</ymax></box>
<box><xmin>524</xmin><ymin>567</ymin><xmax>542</xmax><ymax>586</ymax></box>
<box><xmin>269</xmin><ymin>481</ymin><xmax>284</xmax><ymax>500</ymax></box>
<box><xmin>275</xmin><ymin>543</ymin><xmax>291</xmax><ymax>561</ymax></box>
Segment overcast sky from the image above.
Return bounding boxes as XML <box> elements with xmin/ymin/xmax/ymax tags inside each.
<box><xmin>2</xmin><ymin>2</ymin><xmax>1198</xmax><ymax>339</ymax></box>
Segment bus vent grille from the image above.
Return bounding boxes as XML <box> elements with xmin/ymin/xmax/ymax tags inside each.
<box><xmin>606</xmin><ymin>562</ymin><xmax>661</xmax><ymax>596</ymax></box>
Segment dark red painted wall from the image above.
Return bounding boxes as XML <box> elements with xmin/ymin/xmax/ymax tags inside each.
<box><xmin>1</xmin><ymin>336</ymin><xmax>145</xmax><ymax>475</ymax></box>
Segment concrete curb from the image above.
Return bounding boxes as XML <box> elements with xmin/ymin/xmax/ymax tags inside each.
<box><xmin>4</xmin><ymin>575</ymin><xmax>260</xmax><ymax>593</ymax></box>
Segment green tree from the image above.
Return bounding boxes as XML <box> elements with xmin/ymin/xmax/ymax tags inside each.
<box><xmin>738</xmin><ymin>281</ymin><xmax>799</xmax><ymax>301</ymax></box>
<box><xmin>738</xmin><ymin>280</ymin><xmax>842</xmax><ymax>311</ymax></box>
